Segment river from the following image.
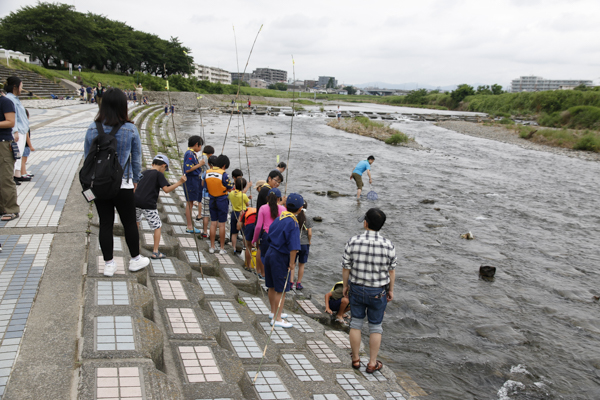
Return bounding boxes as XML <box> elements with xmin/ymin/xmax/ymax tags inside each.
<box><xmin>178</xmin><ymin>103</ymin><xmax>600</xmax><ymax>399</ymax></box>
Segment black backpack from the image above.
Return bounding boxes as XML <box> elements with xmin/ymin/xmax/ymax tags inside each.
<box><xmin>79</xmin><ymin>122</ymin><xmax>129</xmax><ymax>199</ymax></box>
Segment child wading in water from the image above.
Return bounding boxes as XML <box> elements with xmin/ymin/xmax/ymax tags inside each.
<box><xmin>135</xmin><ymin>155</ymin><xmax>187</xmax><ymax>258</ymax></box>
<box><xmin>292</xmin><ymin>201</ymin><xmax>313</xmax><ymax>290</ymax></box>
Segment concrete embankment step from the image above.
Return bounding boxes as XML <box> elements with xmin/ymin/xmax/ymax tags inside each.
<box><xmin>78</xmin><ymin>106</ymin><xmax>414</xmax><ymax>399</ymax></box>
<box><xmin>0</xmin><ymin>65</ymin><xmax>75</xmax><ymax>98</ymax></box>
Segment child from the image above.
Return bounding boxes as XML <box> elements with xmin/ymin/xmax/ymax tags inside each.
<box><xmin>164</xmin><ymin>103</ymin><xmax>169</xmax><ymax>115</ymax></box>
<box><xmin>21</xmin><ymin>109</ymin><xmax>34</xmax><ymax>179</ymax></box>
<box><xmin>231</xmin><ymin>169</ymin><xmax>252</xmax><ymax>194</ymax></box>
<box><xmin>263</xmin><ymin>193</ymin><xmax>304</xmax><ymax>328</ymax></box>
<box><xmin>238</xmin><ymin>204</ymin><xmax>258</xmax><ymax>271</ymax></box>
<box><xmin>253</xmin><ymin>188</ymin><xmax>286</xmax><ymax>264</ymax></box>
<box><xmin>196</xmin><ymin>145</ymin><xmax>214</xmax><ymax>225</ymax></box>
<box><xmin>293</xmin><ymin>201</ymin><xmax>313</xmax><ymax>290</ymax></box>
<box><xmin>183</xmin><ymin>135</ymin><xmax>205</xmax><ymax>233</ymax></box>
<box><xmin>228</xmin><ymin>177</ymin><xmax>249</xmax><ymax>255</ymax></box>
<box><xmin>324</xmin><ymin>281</ymin><xmax>350</xmax><ymax>325</ymax></box>
<box><xmin>205</xmin><ymin>154</ymin><xmax>234</xmax><ymax>253</ymax></box>
<box><xmin>135</xmin><ymin>155</ymin><xmax>187</xmax><ymax>259</ymax></box>
<box><xmin>199</xmin><ymin>153</ymin><xmax>216</xmax><ymax>238</ymax></box>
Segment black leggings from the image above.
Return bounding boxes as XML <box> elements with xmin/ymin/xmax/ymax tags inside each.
<box><xmin>95</xmin><ymin>189</ymin><xmax>140</xmax><ymax>261</ymax></box>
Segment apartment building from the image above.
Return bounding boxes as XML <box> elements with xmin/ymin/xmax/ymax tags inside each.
<box><xmin>252</xmin><ymin>68</ymin><xmax>287</xmax><ymax>83</ymax></box>
<box><xmin>190</xmin><ymin>63</ymin><xmax>232</xmax><ymax>84</ymax></box>
<box><xmin>511</xmin><ymin>76</ymin><xmax>592</xmax><ymax>92</ymax></box>
<box><xmin>231</xmin><ymin>72</ymin><xmax>251</xmax><ymax>83</ymax></box>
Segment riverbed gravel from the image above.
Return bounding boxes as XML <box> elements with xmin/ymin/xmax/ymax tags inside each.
<box><xmin>436</xmin><ymin>120</ymin><xmax>600</xmax><ymax>162</ymax></box>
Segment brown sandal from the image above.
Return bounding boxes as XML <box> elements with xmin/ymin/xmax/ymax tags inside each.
<box><xmin>366</xmin><ymin>360</ymin><xmax>383</xmax><ymax>374</ymax></box>
<box><xmin>352</xmin><ymin>358</ymin><xmax>361</xmax><ymax>369</ymax></box>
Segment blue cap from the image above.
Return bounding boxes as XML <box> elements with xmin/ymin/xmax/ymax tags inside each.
<box><xmin>268</xmin><ymin>188</ymin><xmax>282</xmax><ymax>198</ymax></box>
<box><xmin>153</xmin><ymin>154</ymin><xmax>170</xmax><ymax>171</ymax></box>
<box><xmin>286</xmin><ymin>193</ymin><xmax>304</xmax><ymax>210</ymax></box>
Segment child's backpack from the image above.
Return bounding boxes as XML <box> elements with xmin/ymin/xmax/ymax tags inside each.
<box><xmin>79</xmin><ymin>122</ymin><xmax>129</xmax><ymax>199</ymax></box>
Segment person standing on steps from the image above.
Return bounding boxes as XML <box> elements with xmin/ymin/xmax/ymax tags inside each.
<box><xmin>342</xmin><ymin>208</ymin><xmax>396</xmax><ymax>374</ymax></box>
<box><xmin>84</xmin><ymin>88</ymin><xmax>149</xmax><ymax>276</ymax></box>
<box><xmin>351</xmin><ymin>155</ymin><xmax>374</xmax><ymax>199</ymax></box>
<box><xmin>96</xmin><ymin>82</ymin><xmax>105</xmax><ymax>108</ymax></box>
<box><xmin>4</xmin><ymin>77</ymin><xmax>30</xmax><ymax>185</ymax></box>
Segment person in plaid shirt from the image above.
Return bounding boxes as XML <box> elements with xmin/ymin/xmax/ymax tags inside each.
<box><xmin>342</xmin><ymin>208</ymin><xmax>396</xmax><ymax>374</ymax></box>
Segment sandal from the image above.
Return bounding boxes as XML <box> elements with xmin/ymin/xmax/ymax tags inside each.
<box><xmin>351</xmin><ymin>355</ymin><xmax>361</xmax><ymax>370</ymax></box>
<box><xmin>366</xmin><ymin>360</ymin><xmax>383</xmax><ymax>374</ymax></box>
<box><xmin>336</xmin><ymin>317</ymin><xmax>348</xmax><ymax>326</ymax></box>
<box><xmin>151</xmin><ymin>252</ymin><xmax>166</xmax><ymax>259</ymax></box>
<box><xmin>1</xmin><ymin>213</ymin><xmax>19</xmax><ymax>221</ymax></box>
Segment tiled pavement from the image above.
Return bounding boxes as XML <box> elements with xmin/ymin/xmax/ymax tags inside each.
<box><xmin>1</xmin><ymin>105</ymin><xmax>417</xmax><ymax>399</ymax></box>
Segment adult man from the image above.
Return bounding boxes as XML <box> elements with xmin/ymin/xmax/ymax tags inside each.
<box><xmin>342</xmin><ymin>208</ymin><xmax>396</xmax><ymax>374</ymax></box>
<box><xmin>85</xmin><ymin>86</ymin><xmax>92</xmax><ymax>104</ymax></box>
<box><xmin>351</xmin><ymin>155</ymin><xmax>374</xmax><ymax>199</ymax></box>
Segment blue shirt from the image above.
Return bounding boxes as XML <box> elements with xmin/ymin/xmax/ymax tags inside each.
<box><xmin>183</xmin><ymin>149</ymin><xmax>200</xmax><ymax>176</ymax></box>
<box><xmin>0</xmin><ymin>96</ymin><xmax>16</xmax><ymax>140</ymax></box>
<box><xmin>84</xmin><ymin>122</ymin><xmax>142</xmax><ymax>183</ymax></box>
<box><xmin>5</xmin><ymin>93</ymin><xmax>29</xmax><ymax>137</ymax></box>
<box><xmin>267</xmin><ymin>213</ymin><xmax>301</xmax><ymax>255</ymax></box>
<box><xmin>353</xmin><ymin>160</ymin><xmax>371</xmax><ymax>175</ymax></box>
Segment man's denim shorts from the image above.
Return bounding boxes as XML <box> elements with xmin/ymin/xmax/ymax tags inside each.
<box><xmin>349</xmin><ymin>284</ymin><xmax>387</xmax><ymax>325</ymax></box>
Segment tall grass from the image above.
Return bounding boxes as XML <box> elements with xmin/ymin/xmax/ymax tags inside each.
<box><xmin>518</xmin><ymin>126</ymin><xmax>600</xmax><ymax>152</ymax></box>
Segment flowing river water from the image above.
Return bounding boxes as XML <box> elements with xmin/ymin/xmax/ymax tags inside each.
<box><xmin>176</xmin><ymin>103</ymin><xmax>600</xmax><ymax>399</ymax></box>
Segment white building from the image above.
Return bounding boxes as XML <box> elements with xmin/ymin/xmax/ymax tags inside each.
<box><xmin>511</xmin><ymin>76</ymin><xmax>592</xmax><ymax>92</ymax></box>
<box><xmin>0</xmin><ymin>48</ymin><xmax>30</xmax><ymax>64</ymax></box>
<box><xmin>190</xmin><ymin>63</ymin><xmax>232</xmax><ymax>84</ymax></box>
<box><xmin>249</xmin><ymin>78</ymin><xmax>268</xmax><ymax>89</ymax></box>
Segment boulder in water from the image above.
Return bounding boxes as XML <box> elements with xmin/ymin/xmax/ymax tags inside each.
<box><xmin>479</xmin><ymin>265</ymin><xmax>496</xmax><ymax>281</ymax></box>
<box><xmin>313</xmin><ymin>191</ymin><xmax>326</xmax><ymax>196</ymax></box>
<box><xmin>460</xmin><ymin>231</ymin><xmax>474</xmax><ymax>240</ymax></box>
<box><xmin>421</xmin><ymin>199</ymin><xmax>435</xmax><ymax>204</ymax></box>
<box><xmin>313</xmin><ymin>216</ymin><xmax>323</xmax><ymax>222</ymax></box>
<box><xmin>327</xmin><ymin>191</ymin><xmax>340</xmax><ymax>198</ymax></box>
<box><xmin>475</xmin><ymin>324</ymin><xmax>527</xmax><ymax>345</ymax></box>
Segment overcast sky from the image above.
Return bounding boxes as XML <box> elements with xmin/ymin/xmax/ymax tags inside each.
<box><xmin>2</xmin><ymin>0</ymin><xmax>599</xmax><ymax>88</ymax></box>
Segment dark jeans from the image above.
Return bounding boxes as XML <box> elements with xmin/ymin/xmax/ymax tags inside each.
<box><xmin>95</xmin><ymin>189</ymin><xmax>139</xmax><ymax>261</ymax></box>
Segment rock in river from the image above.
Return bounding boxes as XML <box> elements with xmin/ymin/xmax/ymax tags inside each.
<box><xmin>313</xmin><ymin>216</ymin><xmax>323</xmax><ymax>222</ymax></box>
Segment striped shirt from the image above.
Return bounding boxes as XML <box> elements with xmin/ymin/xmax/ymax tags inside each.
<box><xmin>341</xmin><ymin>230</ymin><xmax>397</xmax><ymax>287</ymax></box>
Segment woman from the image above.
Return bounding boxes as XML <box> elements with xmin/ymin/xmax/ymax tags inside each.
<box><xmin>0</xmin><ymin>86</ymin><xmax>18</xmax><ymax>222</ymax></box>
<box><xmin>4</xmin><ymin>77</ymin><xmax>30</xmax><ymax>184</ymax></box>
<box><xmin>252</xmin><ymin>188</ymin><xmax>286</xmax><ymax>265</ymax></box>
<box><xmin>96</xmin><ymin>82</ymin><xmax>104</xmax><ymax>108</ymax></box>
<box><xmin>84</xmin><ymin>88</ymin><xmax>149</xmax><ymax>276</ymax></box>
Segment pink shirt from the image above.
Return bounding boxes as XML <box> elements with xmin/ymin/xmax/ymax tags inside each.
<box><xmin>253</xmin><ymin>204</ymin><xmax>286</xmax><ymax>244</ymax></box>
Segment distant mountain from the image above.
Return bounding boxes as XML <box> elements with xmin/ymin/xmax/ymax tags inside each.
<box><xmin>353</xmin><ymin>81</ymin><xmax>500</xmax><ymax>91</ymax></box>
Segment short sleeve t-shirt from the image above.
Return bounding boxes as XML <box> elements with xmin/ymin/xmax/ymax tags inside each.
<box><xmin>134</xmin><ymin>169</ymin><xmax>170</xmax><ymax>210</ymax></box>
<box><xmin>330</xmin><ymin>284</ymin><xmax>344</xmax><ymax>301</ymax></box>
<box><xmin>228</xmin><ymin>190</ymin><xmax>249</xmax><ymax>212</ymax></box>
<box><xmin>267</xmin><ymin>214</ymin><xmax>301</xmax><ymax>255</ymax></box>
<box><xmin>0</xmin><ymin>96</ymin><xmax>16</xmax><ymax>141</ymax></box>
<box><xmin>353</xmin><ymin>160</ymin><xmax>371</xmax><ymax>175</ymax></box>
<box><xmin>300</xmin><ymin>214</ymin><xmax>314</xmax><ymax>245</ymax></box>
<box><xmin>183</xmin><ymin>149</ymin><xmax>200</xmax><ymax>176</ymax></box>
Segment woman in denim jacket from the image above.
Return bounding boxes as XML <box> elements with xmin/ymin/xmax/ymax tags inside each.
<box><xmin>84</xmin><ymin>88</ymin><xmax>149</xmax><ymax>276</ymax></box>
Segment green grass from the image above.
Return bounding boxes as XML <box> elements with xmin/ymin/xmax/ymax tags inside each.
<box><xmin>574</xmin><ymin>132</ymin><xmax>600</xmax><ymax>152</ymax></box>
<box><xmin>518</xmin><ymin>125</ymin><xmax>600</xmax><ymax>152</ymax></box>
<box><xmin>291</xmin><ymin>99</ymin><xmax>321</xmax><ymax>105</ymax></box>
<box><xmin>354</xmin><ymin>116</ymin><xmax>386</xmax><ymax>129</ymax></box>
<box><xmin>498</xmin><ymin>118</ymin><xmax>515</xmax><ymax>125</ymax></box>
<box><xmin>385</xmin><ymin>133</ymin><xmax>409</xmax><ymax>145</ymax></box>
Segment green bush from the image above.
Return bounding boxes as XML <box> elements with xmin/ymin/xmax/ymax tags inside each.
<box><xmin>385</xmin><ymin>133</ymin><xmax>409</xmax><ymax>145</ymax></box>
<box><xmin>354</xmin><ymin>116</ymin><xmax>385</xmax><ymax>129</ymax></box>
<box><xmin>566</xmin><ymin>106</ymin><xmax>600</xmax><ymax>130</ymax></box>
<box><xmin>574</xmin><ymin>132</ymin><xmax>600</xmax><ymax>152</ymax></box>
<box><xmin>498</xmin><ymin>118</ymin><xmax>514</xmax><ymax>125</ymax></box>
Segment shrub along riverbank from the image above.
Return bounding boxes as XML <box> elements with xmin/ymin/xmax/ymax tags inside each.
<box><xmin>327</xmin><ymin>116</ymin><xmax>413</xmax><ymax>146</ymax></box>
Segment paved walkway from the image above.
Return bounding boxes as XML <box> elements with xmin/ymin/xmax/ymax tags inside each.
<box><xmin>0</xmin><ymin>103</ymin><xmax>423</xmax><ymax>399</ymax></box>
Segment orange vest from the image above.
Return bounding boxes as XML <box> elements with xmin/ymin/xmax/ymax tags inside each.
<box><xmin>205</xmin><ymin>167</ymin><xmax>228</xmax><ymax>196</ymax></box>
<box><xmin>241</xmin><ymin>207</ymin><xmax>257</xmax><ymax>225</ymax></box>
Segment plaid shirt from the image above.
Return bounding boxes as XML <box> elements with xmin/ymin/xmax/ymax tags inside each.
<box><xmin>341</xmin><ymin>230</ymin><xmax>397</xmax><ymax>287</ymax></box>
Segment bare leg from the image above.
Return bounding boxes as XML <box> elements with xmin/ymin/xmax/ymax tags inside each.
<box><xmin>20</xmin><ymin>156</ymin><xmax>27</xmax><ymax>176</ymax></box>
<box><xmin>153</xmin><ymin>227</ymin><xmax>161</xmax><ymax>253</ymax></box>
<box><xmin>210</xmin><ymin>221</ymin><xmax>218</xmax><ymax>248</ymax></box>
<box><xmin>336</xmin><ymin>297</ymin><xmax>350</xmax><ymax>319</ymax></box>
<box><xmin>185</xmin><ymin>201</ymin><xmax>194</xmax><ymax>229</ymax></box>
<box><xmin>231</xmin><ymin>229</ymin><xmax>237</xmax><ymax>252</ymax></box>
<box><xmin>218</xmin><ymin>222</ymin><xmax>226</xmax><ymax>249</ymax></box>
<box><xmin>356</xmin><ymin>188</ymin><xmax>362</xmax><ymax>199</ymax></box>
<box><xmin>244</xmin><ymin>240</ymin><xmax>252</xmax><ymax>269</ymax></box>
<box><xmin>368</xmin><ymin>333</ymin><xmax>382</xmax><ymax>368</ymax></box>
<box><xmin>256</xmin><ymin>247</ymin><xmax>264</xmax><ymax>275</ymax></box>
<box><xmin>297</xmin><ymin>262</ymin><xmax>305</xmax><ymax>284</ymax></box>
<box><xmin>350</xmin><ymin>328</ymin><xmax>361</xmax><ymax>362</ymax></box>
<box><xmin>203</xmin><ymin>216</ymin><xmax>209</xmax><ymax>235</ymax></box>
<box><xmin>268</xmin><ymin>288</ymin><xmax>276</xmax><ymax>314</ymax></box>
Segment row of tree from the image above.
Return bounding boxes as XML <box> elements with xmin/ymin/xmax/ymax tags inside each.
<box><xmin>0</xmin><ymin>2</ymin><xmax>193</xmax><ymax>77</ymax></box>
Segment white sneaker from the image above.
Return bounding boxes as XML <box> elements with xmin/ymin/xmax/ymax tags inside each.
<box><xmin>209</xmin><ymin>247</ymin><xmax>215</xmax><ymax>254</ymax></box>
<box><xmin>104</xmin><ymin>260</ymin><xmax>118</xmax><ymax>277</ymax></box>
<box><xmin>268</xmin><ymin>312</ymin><xmax>288</xmax><ymax>319</ymax></box>
<box><xmin>129</xmin><ymin>255</ymin><xmax>149</xmax><ymax>272</ymax></box>
<box><xmin>219</xmin><ymin>249</ymin><xmax>227</xmax><ymax>255</ymax></box>
<box><xmin>270</xmin><ymin>319</ymin><xmax>293</xmax><ymax>328</ymax></box>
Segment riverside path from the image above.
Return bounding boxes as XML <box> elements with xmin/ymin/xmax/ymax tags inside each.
<box><xmin>0</xmin><ymin>100</ymin><xmax>421</xmax><ymax>399</ymax></box>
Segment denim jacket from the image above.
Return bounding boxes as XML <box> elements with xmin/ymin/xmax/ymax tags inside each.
<box><xmin>84</xmin><ymin>121</ymin><xmax>142</xmax><ymax>183</ymax></box>
<box><xmin>5</xmin><ymin>93</ymin><xmax>29</xmax><ymax>135</ymax></box>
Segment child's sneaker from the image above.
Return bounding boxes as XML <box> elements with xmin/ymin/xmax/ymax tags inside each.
<box><xmin>268</xmin><ymin>312</ymin><xmax>288</xmax><ymax>319</ymax></box>
<box><xmin>129</xmin><ymin>255</ymin><xmax>149</xmax><ymax>272</ymax></box>
<box><xmin>270</xmin><ymin>319</ymin><xmax>293</xmax><ymax>328</ymax></box>
<box><xmin>103</xmin><ymin>260</ymin><xmax>118</xmax><ymax>277</ymax></box>
<box><xmin>295</xmin><ymin>282</ymin><xmax>304</xmax><ymax>290</ymax></box>
<box><xmin>219</xmin><ymin>249</ymin><xmax>227</xmax><ymax>255</ymax></box>
<box><xmin>201</xmin><ymin>233</ymin><xmax>208</xmax><ymax>238</ymax></box>
<box><xmin>209</xmin><ymin>247</ymin><xmax>215</xmax><ymax>254</ymax></box>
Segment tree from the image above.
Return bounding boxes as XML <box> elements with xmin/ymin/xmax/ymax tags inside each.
<box><xmin>491</xmin><ymin>84</ymin><xmax>503</xmax><ymax>95</ymax></box>
<box><xmin>405</xmin><ymin>88</ymin><xmax>428</xmax><ymax>104</ymax></box>
<box><xmin>268</xmin><ymin>82</ymin><xmax>288</xmax><ymax>91</ymax></box>
<box><xmin>476</xmin><ymin>85</ymin><xmax>492</xmax><ymax>95</ymax></box>
<box><xmin>326</xmin><ymin>77</ymin><xmax>335</xmax><ymax>88</ymax></box>
<box><xmin>232</xmin><ymin>79</ymin><xmax>249</xmax><ymax>87</ymax></box>
<box><xmin>450</xmin><ymin>84</ymin><xmax>475</xmax><ymax>107</ymax></box>
<box><xmin>343</xmin><ymin>86</ymin><xmax>357</xmax><ymax>95</ymax></box>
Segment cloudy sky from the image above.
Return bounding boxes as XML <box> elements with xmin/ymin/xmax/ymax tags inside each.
<box><xmin>2</xmin><ymin>0</ymin><xmax>599</xmax><ymax>89</ymax></box>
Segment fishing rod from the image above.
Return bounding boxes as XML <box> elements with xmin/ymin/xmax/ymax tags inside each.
<box><xmin>283</xmin><ymin>55</ymin><xmax>296</xmax><ymax>196</ymax></box>
<box><xmin>164</xmin><ymin>64</ymin><xmax>205</xmax><ymax>279</ymax></box>
<box><xmin>222</xmin><ymin>24</ymin><xmax>263</xmax><ymax>154</ymax></box>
